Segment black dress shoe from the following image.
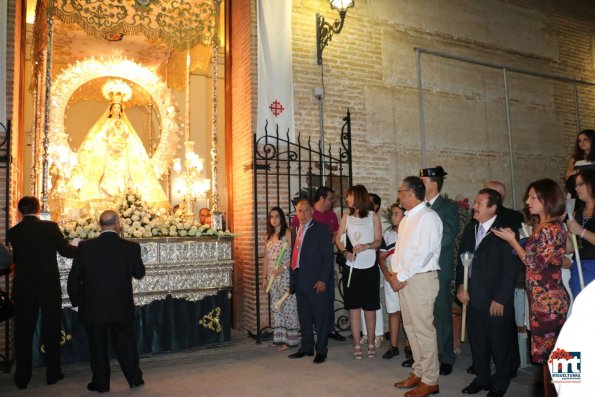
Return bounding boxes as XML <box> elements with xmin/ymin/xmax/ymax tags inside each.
<box><xmin>130</xmin><ymin>378</ymin><xmax>145</xmax><ymax>389</ymax></box>
<box><xmin>462</xmin><ymin>381</ymin><xmax>490</xmax><ymax>394</ymax></box>
<box><xmin>382</xmin><ymin>346</ymin><xmax>400</xmax><ymax>359</ymax></box>
<box><xmin>439</xmin><ymin>363</ymin><xmax>453</xmax><ymax>375</ymax></box>
<box><xmin>16</xmin><ymin>383</ymin><xmax>27</xmax><ymax>390</ymax></box>
<box><xmin>47</xmin><ymin>372</ymin><xmax>64</xmax><ymax>385</ymax></box>
<box><xmin>328</xmin><ymin>331</ymin><xmax>346</xmax><ymax>341</ymax></box>
<box><xmin>404</xmin><ymin>345</ymin><xmax>413</xmax><ymax>359</ymax></box>
<box><xmin>87</xmin><ymin>382</ymin><xmax>109</xmax><ymax>393</ymax></box>
<box><xmin>313</xmin><ymin>353</ymin><xmax>327</xmax><ymax>363</ymax></box>
<box><xmin>467</xmin><ymin>364</ymin><xmax>475</xmax><ymax>374</ymax></box>
<box><xmin>487</xmin><ymin>390</ymin><xmax>505</xmax><ymax>397</ymax></box>
<box><xmin>288</xmin><ymin>350</ymin><xmax>314</xmax><ymax>358</ymax></box>
<box><xmin>401</xmin><ymin>358</ymin><xmax>414</xmax><ymax>367</ymax></box>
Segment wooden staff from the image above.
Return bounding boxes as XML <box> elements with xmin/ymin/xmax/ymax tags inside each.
<box><xmin>566</xmin><ymin>197</ymin><xmax>585</xmax><ymax>290</ymax></box>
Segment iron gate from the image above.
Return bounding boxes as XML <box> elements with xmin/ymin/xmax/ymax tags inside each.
<box><xmin>252</xmin><ymin>110</ymin><xmax>353</xmax><ymax>342</ymax></box>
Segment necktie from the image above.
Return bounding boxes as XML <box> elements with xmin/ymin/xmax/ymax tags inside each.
<box><xmin>291</xmin><ymin>226</ymin><xmax>305</xmax><ymax>270</ymax></box>
<box><xmin>475</xmin><ymin>225</ymin><xmax>485</xmax><ymax>249</ymax></box>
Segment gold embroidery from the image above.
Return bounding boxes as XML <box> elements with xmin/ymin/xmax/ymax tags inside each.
<box><xmin>199</xmin><ymin>307</ymin><xmax>222</xmax><ymax>333</ymax></box>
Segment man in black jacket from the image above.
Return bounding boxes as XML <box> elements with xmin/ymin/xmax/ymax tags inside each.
<box><xmin>68</xmin><ymin>210</ymin><xmax>145</xmax><ymax>393</ymax></box>
<box><xmin>7</xmin><ymin>196</ymin><xmax>76</xmax><ymax>389</ymax></box>
<box><xmin>456</xmin><ymin>189</ymin><xmax>520</xmax><ymax>397</ymax></box>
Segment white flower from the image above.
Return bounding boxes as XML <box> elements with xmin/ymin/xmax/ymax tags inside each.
<box><xmin>77</xmin><ymin>218</ymin><xmax>86</xmax><ymax>226</ymax></box>
<box><xmin>131</xmin><ymin>214</ymin><xmax>140</xmax><ymax>221</ymax></box>
<box><xmin>183</xmin><ymin>222</ymin><xmax>191</xmax><ymax>230</ymax></box>
<box><xmin>127</xmin><ymin>195</ymin><xmax>135</xmax><ymax>202</ymax></box>
<box><xmin>205</xmin><ymin>228</ymin><xmax>214</xmax><ymax>236</ymax></box>
<box><xmin>133</xmin><ymin>230</ymin><xmax>143</xmax><ymax>238</ymax></box>
<box><xmin>179</xmin><ymin>230</ymin><xmax>188</xmax><ymax>237</ymax></box>
<box><xmin>152</xmin><ymin>228</ymin><xmax>160</xmax><ymax>236</ymax></box>
<box><xmin>64</xmin><ymin>224</ymin><xmax>74</xmax><ymax>233</ymax></box>
<box><xmin>123</xmin><ymin>208</ymin><xmax>133</xmax><ymax>217</ymax></box>
<box><xmin>188</xmin><ymin>228</ymin><xmax>196</xmax><ymax>236</ymax></box>
<box><xmin>130</xmin><ymin>204</ymin><xmax>136</xmax><ymax>210</ymax></box>
<box><xmin>169</xmin><ymin>226</ymin><xmax>177</xmax><ymax>235</ymax></box>
<box><xmin>132</xmin><ymin>221</ymin><xmax>141</xmax><ymax>228</ymax></box>
<box><xmin>125</xmin><ymin>218</ymin><xmax>132</xmax><ymax>225</ymax></box>
<box><xmin>75</xmin><ymin>226</ymin><xmax>83</xmax><ymax>234</ymax></box>
<box><xmin>142</xmin><ymin>216</ymin><xmax>150</xmax><ymax>224</ymax></box>
<box><xmin>143</xmin><ymin>231</ymin><xmax>152</xmax><ymax>238</ymax></box>
<box><xmin>176</xmin><ymin>223</ymin><xmax>184</xmax><ymax>229</ymax></box>
<box><xmin>68</xmin><ymin>231</ymin><xmax>77</xmax><ymax>239</ymax></box>
<box><xmin>122</xmin><ymin>200</ymin><xmax>128</xmax><ymax>207</ymax></box>
<box><xmin>161</xmin><ymin>227</ymin><xmax>169</xmax><ymax>235</ymax></box>
<box><xmin>123</xmin><ymin>224</ymin><xmax>131</xmax><ymax>233</ymax></box>
<box><xmin>148</xmin><ymin>220</ymin><xmax>155</xmax><ymax>228</ymax></box>
<box><xmin>87</xmin><ymin>231</ymin><xmax>96</xmax><ymax>239</ymax></box>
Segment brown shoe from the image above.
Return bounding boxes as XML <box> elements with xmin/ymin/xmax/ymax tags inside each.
<box><xmin>394</xmin><ymin>373</ymin><xmax>422</xmax><ymax>389</ymax></box>
<box><xmin>404</xmin><ymin>382</ymin><xmax>439</xmax><ymax>397</ymax></box>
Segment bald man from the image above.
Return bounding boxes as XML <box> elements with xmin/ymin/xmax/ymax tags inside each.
<box><xmin>483</xmin><ymin>181</ymin><xmax>524</xmax><ymax>232</ymax></box>
<box><xmin>68</xmin><ymin>210</ymin><xmax>145</xmax><ymax>393</ymax></box>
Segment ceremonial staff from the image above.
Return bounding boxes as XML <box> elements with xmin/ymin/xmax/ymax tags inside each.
<box><xmin>460</xmin><ymin>252</ymin><xmax>474</xmax><ymax>342</ymax></box>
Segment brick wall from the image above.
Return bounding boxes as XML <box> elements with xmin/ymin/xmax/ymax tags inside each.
<box><xmin>230</xmin><ymin>0</ymin><xmax>257</xmax><ymax>331</ymax></box>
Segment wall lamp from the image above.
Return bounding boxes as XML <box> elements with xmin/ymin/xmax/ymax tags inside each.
<box><xmin>316</xmin><ymin>0</ymin><xmax>355</xmax><ymax>65</ymax></box>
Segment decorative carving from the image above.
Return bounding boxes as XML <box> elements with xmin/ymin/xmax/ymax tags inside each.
<box><xmin>199</xmin><ymin>307</ymin><xmax>222</xmax><ymax>333</ymax></box>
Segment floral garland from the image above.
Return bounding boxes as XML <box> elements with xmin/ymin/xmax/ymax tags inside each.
<box><xmin>60</xmin><ymin>189</ymin><xmax>234</xmax><ymax>240</ymax></box>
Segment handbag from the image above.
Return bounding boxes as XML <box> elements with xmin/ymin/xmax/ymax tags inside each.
<box><xmin>0</xmin><ymin>288</ymin><xmax>14</xmax><ymax>323</ymax></box>
<box><xmin>336</xmin><ymin>233</ymin><xmax>353</xmax><ymax>267</ymax></box>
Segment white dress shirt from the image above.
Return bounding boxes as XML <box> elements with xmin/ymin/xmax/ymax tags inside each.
<box><xmin>391</xmin><ymin>201</ymin><xmax>443</xmax><ymax>282</ymax></box>
<box><xmin>476</xmin><ymin>215</ymin><xmax>497</xmax><ymax>247</ymax></box>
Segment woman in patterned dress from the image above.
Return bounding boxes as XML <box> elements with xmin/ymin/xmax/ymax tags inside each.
<box><xmin>262</xmin><ymin>207</ymin><xmax>299</xmax><ymax>351</ymax></box>
<box><xmin>494</xmin><ymin>179</ymin><xmax>569</xmax><ymax>397</ymax></box>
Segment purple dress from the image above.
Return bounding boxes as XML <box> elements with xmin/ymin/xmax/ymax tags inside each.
<box><xmin>524</xmin><ymin>220</ymin><xmax>569</xmax><ymax>363</ymax></box>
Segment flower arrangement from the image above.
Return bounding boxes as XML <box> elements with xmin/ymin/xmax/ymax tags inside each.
<box><xmin>59</xmin><ymin>189</ymin><xmax>234</xmax><ymax>240</ymax></box>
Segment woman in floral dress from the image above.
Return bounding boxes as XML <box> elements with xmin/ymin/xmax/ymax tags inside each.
<box><xmin>494</xmin><ymin>179</ymin><xmax>569</xmax><ymax>397</ymax></box>
<box><xmin>262</xmin><ymin>207</ymin><xmax>299</xmax><ymax>351</ymax></box>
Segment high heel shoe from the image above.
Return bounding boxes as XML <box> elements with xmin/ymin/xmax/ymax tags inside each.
<box><xmin>368</xmin><ymin>344</ymin><xmax>376</xmax><ymax>358</ymax></box>
<box><xmin>353</xmin><ymin>345</ymin><xmax>363</xmax><ymax>359</ymax></box>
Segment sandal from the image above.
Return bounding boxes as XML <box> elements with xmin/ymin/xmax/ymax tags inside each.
<box><xmin>353</xmin><ymin>345</ymin><xmax>363</xmax><ymax>359</ymax></box>
<box><xmin>277</xmin><ymin>344</ymin><xmax>289</xmax><ymax>352</ymax></box>
<box><xmin>368</xmin><ymin>344</ymin><xmax>376</xmax><ymax>359</ymax></box>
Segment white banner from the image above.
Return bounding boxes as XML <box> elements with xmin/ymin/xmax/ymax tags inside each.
<box><xmin>257</xmin><ymin>0</ymin><xmax>295</xmax><ymax>141</ymax></box>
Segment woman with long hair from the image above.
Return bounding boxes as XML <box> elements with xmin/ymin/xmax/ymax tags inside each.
<box><xmin>335</xmin><ymin>185</ymin><xmax>382</xmax><ymax>359</ymax></box>
<box><xmin>262</xmin><ymin>207</ymin><xmax>299</xmax><ymax>351</ymax></box>
<box><xmin>565</xmin><ymin>129</ymin><xmax>595</xmax><ymax>197</ymax></box>
<box><xmin>493</xmin><ymin>179</ymin><xmax>569</xmax><ymax>397</ymax></box>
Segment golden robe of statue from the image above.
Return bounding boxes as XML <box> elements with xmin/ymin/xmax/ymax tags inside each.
<box><xmin>64</xmin><ymin>101</ymin><xmax>168</xmax><ymax>212</ymax></box>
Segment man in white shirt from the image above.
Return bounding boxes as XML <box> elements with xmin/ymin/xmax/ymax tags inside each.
<box><xmin>392</xmin><ymin>176</ymin><xmax>442</xmax><ymax>397</ymax></box>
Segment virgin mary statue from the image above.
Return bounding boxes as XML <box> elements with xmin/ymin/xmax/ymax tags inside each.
<box><xmin>64</xmin><ymin>79</ymin><xmax>168</xmax><ymax>212</ymax></box>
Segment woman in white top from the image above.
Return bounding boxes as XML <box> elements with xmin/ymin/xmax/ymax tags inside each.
<box><xmin>336</xmin><ymin>185</ymin><xmax>382</xmax><ymax>359</ymax></box>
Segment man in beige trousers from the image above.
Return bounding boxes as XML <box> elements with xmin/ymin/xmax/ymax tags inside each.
<box><xmin>390</xmin><ymin>176</ymin><xmax>442</xmax><ymax>397</ymax></box>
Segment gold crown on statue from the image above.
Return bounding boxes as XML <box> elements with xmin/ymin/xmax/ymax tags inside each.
<box><xmin>101</xmin><ymin>78</ymin><xmax>132</xmax><ymax>104</ymax></box>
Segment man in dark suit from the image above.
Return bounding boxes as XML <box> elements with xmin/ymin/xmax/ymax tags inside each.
<box><xmin>413</xmin><ymin>166</ymin><xmax>459</xmax><ymax>375</ymax></box>
<box><xmin>288</xmin><ymin>199</ymin><xmax>333</xmax><ymax>364</ymax></box>
<box><xmin>483</xmin><ymin>180</ymin><xmax>524</xmax><ymax>378</ymax></box>
<box><xmin>7</xmin><ymin>196</ymin><xmax>76</xmax><ymax>389</ymax></box>
<box><xmin>67</xmin><ymin>210</ymin><xmax>145</xmax><ymax>393</ymax></box>
<box><xmin>456</xmin><ymin>189</ymin><xmax>520</xmax><ymax>397</ymax></box>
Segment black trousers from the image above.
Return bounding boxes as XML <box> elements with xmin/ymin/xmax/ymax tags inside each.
<box><xmin>14</xmin><ymin>289</ymin><xmax>62</xmax><ymax>387</ymax></box>
<box><xmin>434</xmin><ymin>278</ymin><xmax>456</xmax><ymax>365</ymax></box>
<box><xmin>84</xmin><ymin>321</ymin><xmax>142</xmax><ymax>392</ymax></box>
<box><xmin>296</xmin><ymin>287</ymin><xmax>330</xmax><ymax>355</ymax></box>
<box><xmin>467</xmin><ymin>305</ymin><xmax>514</xmax><ymax>393</ymax></box>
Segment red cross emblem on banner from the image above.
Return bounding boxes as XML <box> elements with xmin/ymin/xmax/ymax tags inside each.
<box><xmin>269</xmin><ymin>100</ymin><xmax>285</xmax><ymax>117</ymax></box>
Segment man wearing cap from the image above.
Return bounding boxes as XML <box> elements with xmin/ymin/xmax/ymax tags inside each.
<box><xmin>406</xmin><ymin>166</ymin><xmax>459</xmax><ymax>376</ymax></box>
